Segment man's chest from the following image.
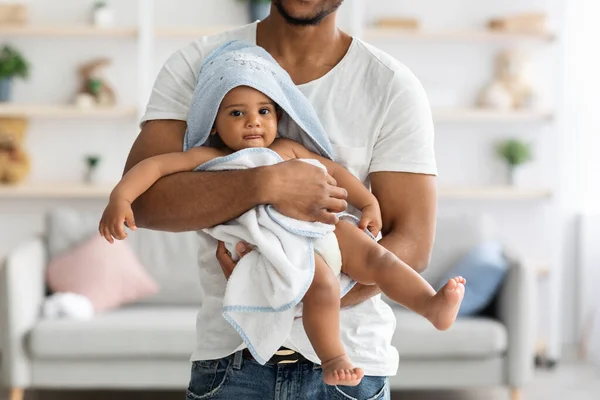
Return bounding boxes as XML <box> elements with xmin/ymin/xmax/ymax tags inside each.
<box><xmin>299</xmin><ymin>86</ymin><xmax>386</xmax><ymax>183</ymax></box>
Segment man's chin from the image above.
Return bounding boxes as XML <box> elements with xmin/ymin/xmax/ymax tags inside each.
<box><xmin>273</xmin><ymin>0</ymin><xmax>342</xmax><ymax>26</ymax></box>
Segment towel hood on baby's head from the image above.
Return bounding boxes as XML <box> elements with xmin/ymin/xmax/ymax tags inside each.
<box><xmin>184</xmin><ymin>40</ymin><xmax>333</xmax><ymax>159</ymax></box>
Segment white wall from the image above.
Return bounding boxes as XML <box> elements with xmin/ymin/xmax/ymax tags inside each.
<box><xmin>0</xmin><ymin>0</ymin><xmax>579</xmax><ymax>348</ymax></box>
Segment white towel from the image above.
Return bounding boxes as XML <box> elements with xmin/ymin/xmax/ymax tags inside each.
<box><xmin>42</xmin><ymin>292</ymin><xmax>94</xmax><ymax>320</ymax></box>
<box><xmin>198</xmin><ymin>148</ymin><xmax>355</xmax><ymax>364</ymax></box>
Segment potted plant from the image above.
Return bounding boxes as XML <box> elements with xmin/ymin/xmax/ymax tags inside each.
<box><xmin>92</xmin><ymin>1</ymin><xmax>114</xmax><ymax>27</ymax></box>
<box><xmin>83</xmin><ymin>154</ymin><xmax>101</xmax><ymax>184</ymax></box>
<box><xmin>496</xmin><ymin>138</ymin><xmax>533</xmax><ymax>186</ymax></box>
<box><xmin>238</xmin><ymin>0</ymin><xmax>271</xmax><ymax>22</ymax></box>
<box><xmin>0</xmin><ymin>45</ymin><xmax>29</xmax><ymax>102</ymax></box>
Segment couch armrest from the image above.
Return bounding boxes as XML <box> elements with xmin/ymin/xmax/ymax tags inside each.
<box><xmin>0</xmin><ymin>236</ymin><xmax>47</xmax><ymax>387</ymax></box>
<box><xmin>497</xmin><ymin>254</ymin><xmax>536</xmax><ymax>388</ymax></box>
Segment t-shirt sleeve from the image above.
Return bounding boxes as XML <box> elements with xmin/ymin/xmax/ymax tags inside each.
<box><xmin>139</xmin><ymin>43</ymin><xmax>204</xmax><ymax>126</ymax></box>
<box><xmin>369</xmin><ymin>67</ymin><xmax>437</xmax><ymax>176</ymax></box>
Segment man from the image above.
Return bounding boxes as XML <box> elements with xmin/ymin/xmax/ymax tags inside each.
<box><xmin>127</xmin><ymin>0</ymin><xmax>437</xmax><ymax>398</ymax></box>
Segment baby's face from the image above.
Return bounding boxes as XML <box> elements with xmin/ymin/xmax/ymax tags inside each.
<box><xmin>212</xmin><ymin>86</ymin><xmax>279</xmax><ymax>151</ymax></box>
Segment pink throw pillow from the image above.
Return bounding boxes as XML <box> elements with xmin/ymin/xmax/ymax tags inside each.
<box><xmin>47</xmin><ymin>235</ymin><xmax>159</xmax><ymax>313</ymax></box>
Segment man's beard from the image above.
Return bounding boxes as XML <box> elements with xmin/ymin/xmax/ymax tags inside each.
<box><xmin>273</xmin><ymin>0</ymin><xmax>343</xmax><ymax>26</ymax></box>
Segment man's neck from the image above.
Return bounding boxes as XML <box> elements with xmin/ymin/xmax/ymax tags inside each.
<box><xmin>256</xmin><ymin>9</ymin><xmax>350</xmax><ymax>69</ymax></box>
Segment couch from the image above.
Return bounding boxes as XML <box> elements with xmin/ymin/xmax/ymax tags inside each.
<box><xmin>1</xmin><ymin>209</ymin><xmax>535</xmax><ymax>400</ymax></box>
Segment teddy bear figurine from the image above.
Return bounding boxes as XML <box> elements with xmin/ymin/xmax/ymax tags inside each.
<box><xmin>0</xmin><ymin>117</ymin><xmax>31</xmax><ymax>184</ymax></box>
<box><xmin>478</xmin><ymin>49</ymin><xmax>536</xmax><ymax>110</ymax></box>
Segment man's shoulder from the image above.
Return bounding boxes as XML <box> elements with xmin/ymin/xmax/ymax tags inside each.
<box><xmin>166</xmin><ymin>23</ymin><xmax>257</xmax><ymax>76</ymax></box>
<box><xmin>351</xmin><ymin>39</ymin><xmax>424</xmax><ymax>92</ymax></box>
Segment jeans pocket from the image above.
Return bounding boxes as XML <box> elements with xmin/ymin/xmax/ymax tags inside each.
<box><xmin>186</xmin><ymin>359</ymin><xmax>231</xmax><ymax>400</ymax></box>
<box><xmin>327</xmin><ymin>376</ymin><xmax>388</xmax><ymax>400</ymax></box>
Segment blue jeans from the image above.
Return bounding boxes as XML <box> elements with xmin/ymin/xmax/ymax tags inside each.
<box><xmin>186</xmin><ymin>350</ymin><xmax>390</xmax><ymax>400</ymax></box>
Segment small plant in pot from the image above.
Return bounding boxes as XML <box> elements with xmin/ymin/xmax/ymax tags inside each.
<box><xmin>92</xmin><ymin>1</ymin><xmax>115</xmax><ymax>27</ymax></box>
<box><xmin>83</xmin><ymin>154</ymin><xmax>101</xmax><ymax>184</ymax></box>
<box><xmin>238</xmin><ymin>0</ymin><xmax>271</xmax><ymax>22</ymax></box>
<box><xmin>496</xmin><ymin>138</ymin><xmax>533</xmax><ymax>186</ymax></box>
<box><xmin>0</xmin><ymin>45</ymin><xmax>29</xmax><ymax>102</ymax></box>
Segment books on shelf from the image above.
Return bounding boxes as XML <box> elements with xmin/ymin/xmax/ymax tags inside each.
<box><xmin>364</xmin><ymin>28</ymin><xmax>555</xmax><ymax>42</ymax></box>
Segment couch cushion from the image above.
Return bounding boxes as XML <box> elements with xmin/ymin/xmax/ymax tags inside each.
<box><xmin>126</xmin><ymin>229</ymin><xmax>203</xmax><ymax>306</ymax></box>
<box><xmin>46</xmin><ymin>208</ymin><xmax>203</xmax><ymax>305</ymax></box>
<box><xmin>46</xmin><ymin>235</ymin><xmax>159</xmax><ymax>312</ymax></box>
<box><xmin>438</xmin><ymin>241</ymin><xmax>509</xmax><ymax>317</ymax></box>
<box><xmin>422</xmin><ymin>214</ymin><xmax>488</xmax><ymax>287</ymax></box>
<box><xmin>29</xmin><ymin>306</ymin><xmax>198</xmax><ymax>359</ymax></box>
<box><xmin>391</xmin><ymin>309</ymin><xmax>507</xmax><ymax>359</ymax></box>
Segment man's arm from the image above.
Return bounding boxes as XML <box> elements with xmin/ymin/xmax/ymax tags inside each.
<box><xmin>125</xmin><ymin>120</ymin><xmax>267</xmax><ymax>231</ymax></box>
<box><xmin>126</xmin><ymin>120</ymin><xmax>348</xmax><ymax>231</ymax></box>
<box><xmin>340</xmin><ymin>172</ymin><xmax>437</xmax><ymax>307</ymax></box>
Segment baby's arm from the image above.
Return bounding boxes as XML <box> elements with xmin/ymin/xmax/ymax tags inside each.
<box><xmin>99</xmin><ymin>147</ymin><xmax>230</xmax><ymax>242</ymax></box>
<box><xmin>271</xmin><ymin>139</ymin><xmax>381</xmax><ymax>235</ymax></box>
<box><xmin>112</xmin><ymin>147</ymin><xmax>229</xmax><ymax>203</ymax></box>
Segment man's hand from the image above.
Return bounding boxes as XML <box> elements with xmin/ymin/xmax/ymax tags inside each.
<box><xmin>216</xmin><ymin>241</ymin><xmax>253</xmax><ymax>279</ymax></box>
<box><xmin>264</xmin><ymin>160</ymin><xmax>348</xmax><ymax>225</ymax></box>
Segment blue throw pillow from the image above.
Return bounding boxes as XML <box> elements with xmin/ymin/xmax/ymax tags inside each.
<box><xmin>438</xmin><ymin>242</ymin><xmax>509</xmax><ymax>317</ymax></box>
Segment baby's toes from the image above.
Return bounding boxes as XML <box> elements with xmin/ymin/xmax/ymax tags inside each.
<box><xmin>446</xmin><ymin>278</ymin><xmax>458</xmax><ymax>291</ymax></box>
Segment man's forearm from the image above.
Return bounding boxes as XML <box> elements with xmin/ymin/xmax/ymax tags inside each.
<box><xmin>132</xmin><ymin>168</ymin><xmax>265</xmax><ymax>232</ymax></box>
<box><xmin>340</xmin><ymin>283</ymin><xmax>381</xmax><ymax>308</ymax></box>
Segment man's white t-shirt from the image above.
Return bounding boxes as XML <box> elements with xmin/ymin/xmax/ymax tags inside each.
<box><xmin>141</xmin><ymin>22</ymin><xmax>437</xmax><ymax>377</ymax></box>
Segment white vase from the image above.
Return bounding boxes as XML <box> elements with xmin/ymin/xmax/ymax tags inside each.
<box><xmin>93</xmin><ymin>7</ymin><xmax>115</xmax><ymax>27</ymax></box>
<box><xmin>507</xmin><ymin>166</ymin><xmax>527</xmax><ymax>187</ymax></box>
<box><xmin>83</xmin><ymin>167</ymin><xmax>99</xmax><ymax>184</ymax></box>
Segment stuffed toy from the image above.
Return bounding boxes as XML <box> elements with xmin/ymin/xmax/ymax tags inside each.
<box><xmin>75</xmin><ymin>57</ymin><xmax>116</xmax><ymax>108</ymax></box>
<box><xmin>478</xmin><ymin>49</ymin><xmax>536</xmax><ymax>110</ymax></box>
<box><xmin>0</xmin><ymin>117</ymin><xmax>31</xmax><ymax>184</ymax></box>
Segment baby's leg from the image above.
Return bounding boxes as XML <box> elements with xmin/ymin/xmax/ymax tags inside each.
<box><xmin>335</xmin><ymin>220</ymin><xmax>465</xmax><ymax>331</ymax></box>
<box><xmin>303</xmin><ymin>253</ymin><xmax>364</xmax><ymax>386</ymax></box>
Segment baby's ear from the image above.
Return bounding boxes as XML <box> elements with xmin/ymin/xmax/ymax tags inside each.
<box><xmin>210</xmin><ymin>126</ymin><xmax>217</xmax><ymax>136</ymax></box>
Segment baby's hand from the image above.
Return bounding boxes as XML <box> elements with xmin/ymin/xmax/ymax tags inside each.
<box><xmin>98</xmin><ymin>199</ymin><xmax>137</xmax><ymax>244</ymax></box>
<box><xmin>359</xmin><ymin>203</ymin><xmax>382</xmax><ymax>237</ymax></box>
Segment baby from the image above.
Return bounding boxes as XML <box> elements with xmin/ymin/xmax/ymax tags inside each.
<box><xmin>100</xmin><ymin>86</ymin><xmax>465</xmax><ymax>388</ymax></box>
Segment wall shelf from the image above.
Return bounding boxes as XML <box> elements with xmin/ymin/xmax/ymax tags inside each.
<box><xmin>154</xmin><ymin>26</ymin><xmax>235</xmax><ymax>38</ymax></box>
<box><xmin>433</xmin><ymin>108</ymin><xmax>553</xmax><ymax>123</ymax></box>
<box><xmin>0</xmin><ymin>25</ymin><xmax>138</xmax><ymax>37</ymax></box>
<box><xmin>0</xmin><ymin>183</ymin><xmax>552</xmax><ymax>201</ymax></box>
<box><xmin>439</xmin><ymin>186</ymin><xmax>553</xmax><ymax>200</ymax></box>
<box><xmin>0</xmin><ymin>25</ymin><xmax>556</xmax><ymax>42</ymax></box>
<box><xmin>0</xmin><ymin>105</ymin><xmax>138</xmax><ymax>118</ymax></box>
<box><xmin>0</xmin><ymin>183</ymin><xmax>113</xmax><ymax>199</ymax></box>
<box><xmin>364</xmin><ymin>28</ymin><xmax>556</xmax><ymax>42</ymax></box>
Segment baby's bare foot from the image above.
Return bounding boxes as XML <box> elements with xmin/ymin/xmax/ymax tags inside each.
<box><xmin>322</xmin><ymin>354</ymin><xmax>364</xmax><ymax>387</ymax></box>
<box><xmin>425</xmin><ymin>277</ymin><xmax>466</xmax><ymax>331</ymax></box>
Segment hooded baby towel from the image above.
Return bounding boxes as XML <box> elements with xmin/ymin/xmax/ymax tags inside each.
<box><xmin>185</xmin><ymin>40</ymin><xmax>333</xmax><ymax>159</ymax></box>
<box><xmin>184</xmin><ymin>41</ymin><xmax>355</xmax><ymax>364</ymax></box>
